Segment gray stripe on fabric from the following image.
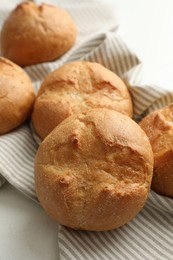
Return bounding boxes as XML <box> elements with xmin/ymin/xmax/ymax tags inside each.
<box><xmin>0</xmin><ymin>165</ymin><xmax>36</xmax><ymax>199</ymax></box>
<box><xmin>68</xmin><ymin>35</ymin><xmax>106</xmax><ymax>62</ymax></box>
<box><xmin>146</xmin><ymin>203</ymin><xmax>173</xmax><ymax>223</ymax></box>
<box><xmin>101</xmin><ymin>231</ymin><xmax>139</xmax><ymax>260</ymax></box>
<box><xmin>98</xmin><ymin>43</ymin><xmax>111</xmax><ymax>70</ymax></box>
<box><xmin>0</xmin><ymin>162</ymin><xmax>35</xmax><ymax>194</ymax></box>
<box><xmin>109</xmin><ymin>227</ymin><xmax>153</xmax><ymax>259</ymax></box>
<box><xmin>76</xmin><ymin>231</ymin><xmax>106</xmax><ymax>260</ymax></box>
<box><xmin>26</xmin><ymin>66</ymin><xmax>44</xmax><ymax>82</ymax></box>
<box><xmin>93</xmin><ymin>232</ymin><xmax>118</xmax><ymax>260</ymax></box>
<box><xmin>70</xmin><ymin>230</ymin><xmax>113</xmax><ymax>259</ymax></box>
<box><xmin>128</xmin><ymin>216</ymin><xmax>173</xmax><ymax>259</ymax></box>
<box><xmin>109</xmin><ymin>38</ymin><xmax>124</xmax><ymax>76</ymax></box>
<box><xmin>141</xmin><ymin>207</ymin><xmax>173</xmax><ymax>242</ymax></box>
<box><xmin>115</xmin><ymin>39</ymin><xmax>132</xmax><ymax>71</ymax></box>
<box><xmin>59</xmin><ymin>238</ymin><xmax>82</xmax><ymax>260</ymax></box>
<box><xmin>127</xmin><ymin>64</ymin><xmax>143</xmax><ymax>85</ymax></box>
<box><xmin>82</xmin><ymin>231</ymin><xmax>116</xmax><ymax>260</ymax></box>
<box><xmin>59</xmin><ymin>240</ymin><xmax>79</xmax><ymax>260</ymax></box>
<box><xmin>0</xmin><ymin>138</ymin><xmax>36</xmax><ymax>161</ymax></box>
<box><xmin>114</xmin><ymin>37</ymin><xmax>132</xmax><ymax>73</ymax></box>
<box><xmin>121</xmin><ymin>220</ymin><xmax>165</xmax><ymax>259</ymax></box>
<box><xmin>0</xmin><ymin>164</ymin><xmax>35</xmax><ymax>196</ymax></box>
<box><xmin>137</xmin><ymin>210</ymin><xmax>173</xmax><ymax>249</ymax></box>
<box><xmin>61</xmin><ymin>229</ymin><xmax>91</xmax><ymax>260</ymax></box>
<box><xmin>148</xmin><ymin>192</ymin><xmax>173</xmax><ymax>214</ymax></box>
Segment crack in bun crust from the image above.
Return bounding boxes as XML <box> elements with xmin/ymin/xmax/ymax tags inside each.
<box><xmin>0</xmin><ymin>2</ymin><xmax>77</xmax><ymax>66</ymax></box>
<box><xmin>35</xmin><ymin>108</ymin><xmax>153</xmax><ymax>231</ymax></box>
<box><xmin>140</xmin><ymin>103</ymin><xmax>173</xmax><ymax>197</ymax></box>
<box><xmin>32</xmin><ymin>61</ymin><xmax>133</xmax><ymax>139</ymax></box>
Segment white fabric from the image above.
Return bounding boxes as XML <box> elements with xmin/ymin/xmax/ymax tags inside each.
<box><xmin>1</xmin><ymin>1</ymin><xmax>173</xmax><ymax>259</ymax></box>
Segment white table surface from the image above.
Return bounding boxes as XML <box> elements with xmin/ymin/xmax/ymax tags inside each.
<box><xmin>1</xmin><ymin>0</ymin><xmax>173</xmax><ymax>259</ymax></box>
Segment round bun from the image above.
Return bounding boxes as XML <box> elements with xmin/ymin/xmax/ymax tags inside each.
<box><xmin>35</xmin><ymin>108</ymin><xmax>153</xmax><ymax>231</ymax></box>
<box><xmin>139</xmin><ymin>103</ymin><xmax>173</xmax><ymax>197</ymax></box>
<box><xmin>0</xmin><ymin>57</ymin><xmax>35</xmax><ymax>134</ymax></box>
<box><xmin>0</xmin><ymin>2</ymin><xmax>77</xmax><ymax>66</ymax></box>
<box><xmin>32</xmin><ymin>61</ymin><xmax>133</xmax><ymax>139</ymax></box>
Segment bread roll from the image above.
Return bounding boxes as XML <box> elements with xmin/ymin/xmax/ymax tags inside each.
<box><xmin>139</xmin><ymin>103</ymin><xmax>173</xmax><ymax>197</ymax></box>
<box><xmin>0</xmin><ymin>57</ymin><xmax>35</xmax><ymax>134</ymax></box>
<box><xmin>32</xmin><ymin>61</ymin><xmax>133</xmax><ymax>139</ymax></box>
<box><xmin>0</xmin><ymin>2</ymin><xmax>77</xmax><ymax>66</ymax></box>
<box><xmin>35</xmin><ymin>108</ymin><xmax>153</xmax><ymax>231</ymax></box>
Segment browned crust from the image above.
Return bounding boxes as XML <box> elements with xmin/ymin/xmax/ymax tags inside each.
<box><xmin>139</xmin><ymin>103</ymin><xmax>173</xmax><ymax>197</ymax></box>
<box><xmin>0</xmin><ymin>57</ymin><xmax>35</xmax><ymax>134</ymax></box>
<box><xmin>35</xmin><ymin>108</ymin><xmax>153</xmax><ymax>231</ymax></box>
<box><xmin>32</xmin><ymin>61</ymin><xmax>133</xmax><ymax>139</ymax></box>
<box><xmin>0</xmin><ymin>2</ymin><xmax>77</xmax><ymax>66</ymax></box>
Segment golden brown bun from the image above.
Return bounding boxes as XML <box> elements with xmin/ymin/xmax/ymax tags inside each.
<box><xmin>0</xmin><ymin>57</ymin><xmax>35</xmax><ymax>134</ymax></box>
<box><xmin>0</xmin><ymin>2</ymin><xmax>77</xmax><ymax>66</ymax></box>
<box><xmin>139</xmin><ymin>103</ymin><xmax>173</xmax><ymax>197</ymax></box>
<box><xmin>35</xmin><ymin>108</ymin><xmax>153</xmax><ymax>231</ymax></box>
<box><xmin>32</xmin><ymin>61</ymin><xmax>133</xmax><ymax>139</ymax></box>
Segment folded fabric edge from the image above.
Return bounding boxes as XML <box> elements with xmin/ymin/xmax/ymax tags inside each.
<box><xmin>0</xmin><ymin>164</ymin><xmax>38</xmax><ymax>203</ymax></box>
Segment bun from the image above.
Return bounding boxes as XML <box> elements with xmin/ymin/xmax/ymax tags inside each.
<box><xmin>35</xmin><ymin>108</ymin><xmax>153</xmax><ymax>231</ymax></box>
<box><xmin>0</xmin><ymin>2</ymin><xmax>77</xmax><ymax>66</ymax></box>
<box><xmin>32</xmin><ymin>61</ymin><xmax>133</xmax><ymax>139</ymax></box>
<box><xmin>0</xmin><ymin>57</ymin><xmax>35</xmax><ymax>134</ymax></box>
<box><xmin>139</xmin><ymin>103</ymin><xmax>173</xmax><ymax>197</ymax></box>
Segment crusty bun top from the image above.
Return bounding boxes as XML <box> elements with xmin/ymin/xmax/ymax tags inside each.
<box><xmin>139</xmin><ymin>104</ymin><xmax>173</xmax><ymax>157</ymax></box>
<box><xmin>35</xmin><ymin>108</ymin><xmax>153</xmax><ymax>231</ymax></box>
<box><xmin>0</xmin><ymin>1</ymin><xmax>77</xmax><ymax>66</ymax></box>
<box><xmin>32</xmin><ymin>61</ymin><xmax>133</xmax><ymax>139</ymax></box>
<box><xmin>139</xmin><ymin>103</ymin><xmax>173</xmax><ymax>197</ymax></box>
<box><xmin>0</xmin><ymin>57</ymin><xmax>35</xmax><ymax>134</ymax></box>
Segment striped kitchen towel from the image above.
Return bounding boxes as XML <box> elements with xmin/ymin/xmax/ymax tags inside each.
<box><xmin>1</xmin><ymin>0</ymin><xmax>173</xmax><ymax>259</ymax></box>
